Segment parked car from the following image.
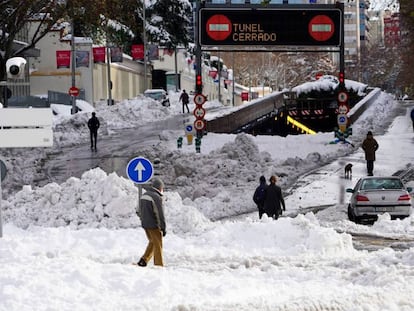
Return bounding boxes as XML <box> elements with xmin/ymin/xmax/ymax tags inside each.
<box><xmin>143</xmin><ymin>89</ymin><xmax>170</xmax><ymax>107</ymax></box>
<box><xmin>346</xmin><ymin>176</ymin><xmax>413</xmax><ymax>223</ymax></box>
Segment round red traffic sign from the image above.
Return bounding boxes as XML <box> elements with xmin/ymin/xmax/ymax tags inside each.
<box><xmin>194</xmin><ymin>119</ymin><xmax>206</xmax><ymax>131</ymax></box>
<box><xmin>338</xmin><ymin>91</ymin><xmax>349</xmax><ymax>103</ymax></box>
<box><xmin>194</xmin><ymin>94</ymin><xmax>207</xmax><ymax>105</ymax></box>
<box><xmin>308</xmin><ymin>15</ymin><xmax>335</xmax><ymax>42</ymax></box>
<box><xmin>194</xmin><ymin>106</ymin><xmax>206</xmax><ymax>119</ymax></box>
<box><xmin>315</xmin><ymin>71</ymin><xmax>324</xmax><ymax>80</ymax></box>
<box><xmin>69</xmin><ymin>86</ymin><xmax>80</xmax><ymax>97</ymax></box>
<box><xmin>338</xmin><ymin>104</ymin><xmax>349</xmax><ymax>115</ymax></box>
<box><xmin>206</xmin><ymin>14</ymin><xmax>232</xmax><ymax>41</ymax></box>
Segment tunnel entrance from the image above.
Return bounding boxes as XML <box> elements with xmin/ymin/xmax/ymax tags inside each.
<box><xmin>246</xmin><ymin>92</ymin><xmax>340</xmax><ymax>136</ymax></box>
<box><xmin>248</xmin><ymin>109</ymin><xmax>338</xmax><ymax>136</ymax></box>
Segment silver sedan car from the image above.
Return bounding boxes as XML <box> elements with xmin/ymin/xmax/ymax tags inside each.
<box><xmin>346</xmin><ymin>176</ymin><xmax>413</xmax><ymax>223</ymax></box>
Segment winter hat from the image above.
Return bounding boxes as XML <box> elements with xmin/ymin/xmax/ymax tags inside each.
<box><xmin>152</xmin><ymin>177</ymin><xmax>164</xmax><ymax>190</ymax></box>
<box><xmin>367</xmin><ymin>131</ymin><xmax>373</xmax><ymax>136</ymax></box>
<box><xmin>259</xmin><ymin>176</ymin><xmax>266</xmax><ymax>183</ymax></box>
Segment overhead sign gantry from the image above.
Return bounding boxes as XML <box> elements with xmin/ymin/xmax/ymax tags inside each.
<box><xmin>199</xmin><ymin>8</ymin><xmax>342</xmax><ymax>47</ymax></box>
<box><xmin>194</xmin><ymin>2</ymin><xmax>346</xmax><ymax>138</ymax></box>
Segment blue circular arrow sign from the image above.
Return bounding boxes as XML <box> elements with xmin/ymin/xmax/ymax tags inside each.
<box><xmin>126</xmin><ymin>157</ymin><xmax>154</xmax><ymax>184</ymax></box>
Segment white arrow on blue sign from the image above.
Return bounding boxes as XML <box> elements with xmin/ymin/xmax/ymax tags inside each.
<box><xmin>126</xmin><ymin>157</ymin><xmax>154</xmax><ymax>184</ymax></box>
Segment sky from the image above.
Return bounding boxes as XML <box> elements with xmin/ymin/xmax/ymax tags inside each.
<box><xmin>1</xmin><ymin>78</ymin><xmax>414</xmax><ymax>310</ymax></box>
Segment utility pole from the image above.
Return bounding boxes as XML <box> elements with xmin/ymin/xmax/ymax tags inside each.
<box><xmin>143</xmin><ymin>0</ymin><xmax>147</xmax><ymax>91</ymax></box>
<box><xmin>71</xmin><ymin>19</ymin><xmax>77</xmax><ymax>114</ymax></box>
<box><xmin>106</xmin><ymin>46</ymin><xmax>113</xmax><ymax>105</ymax></box>
<box><xmin>174</xmin><ymin>46</ymin><xmax>179</xmax><ymax>91</ymax></box>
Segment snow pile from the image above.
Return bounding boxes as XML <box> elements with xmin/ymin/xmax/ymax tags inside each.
<box><xmin>292</xmin><ymin>76</ymin><xmax>368</xmax><ymax>96</ymax></box>
<box><xmin>2</xmin><ymin>167</ymin><xmax>213</xmax><ymax>234</ymax></box>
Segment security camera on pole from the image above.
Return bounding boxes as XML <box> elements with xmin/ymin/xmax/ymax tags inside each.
<box><xmin>1</xmin><ymin>57</ymin><xmax>27</xmax><ymax>108</ymax></box>
<box><xmin>6</xmin><ymin>57</ymin><xmax>27</xmax><ymax>79</ymax></box>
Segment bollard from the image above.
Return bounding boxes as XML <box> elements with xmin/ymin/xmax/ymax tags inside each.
<box><xmin>195</xmin><ymin>137</ymin><xmax>201</xmax><ymax>153</ymax></box>
<box><xmin>186</xmin><ymin>134</ymin><xmax>193</xmax><ymax>145</ymax></box>
<box><xmin>177</xmin><ymin>137</ymin><xmax>183</xmax><ymax>149</ymax></box>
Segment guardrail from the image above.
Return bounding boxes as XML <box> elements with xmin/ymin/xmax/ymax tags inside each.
<box><xmin>205</xmin><ymin>92</ymin><xmax>285</xmax><ymax>133</ymax></box>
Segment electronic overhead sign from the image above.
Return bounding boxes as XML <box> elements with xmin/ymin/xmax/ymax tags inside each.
<box><xmin>199</xmin><ymin>8</ymin><xmax>342</xmax><ymax>47</ymax></box>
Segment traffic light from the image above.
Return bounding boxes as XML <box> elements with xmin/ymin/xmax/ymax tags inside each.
<box><xmin>338</xmin><ymin>72</ymin><xmax>345</xmax><ymax>87</ymax></box>
<box><xmin>195</xmin><ymin>74</ymin><xmax>202</xmax><ymax>94</ymax></box>
<box><xmin>6</xmin><ymin>57</ymin><xmax>27</xmax><ymax>79</ymax></box>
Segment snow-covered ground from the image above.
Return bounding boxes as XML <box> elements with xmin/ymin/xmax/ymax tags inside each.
<box><xmin>1</xmin><ymin>81</ymin><xmax>414</xmax><ymax>310</ymax></box>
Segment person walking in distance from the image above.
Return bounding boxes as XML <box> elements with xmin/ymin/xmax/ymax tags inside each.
<box><xmin>136</xmin><ymin>177</ymin><xmax>166</xmax><ymax>267</ymax></box>
<box><xmin>87</xmin><ymin>112</ymin><xmax>100</xmax><ymax>151</ymax></box>
<box><xmin>179</xmin><ymin>89</ymin><xmax>190</xmax><ymax>113</ymax></box>
<box><xmin>362</xmin><ymin>131</ymin><xmax>379</xmax><ymax>176</ymax></box>
<box><xmin>253</xmin><ymin>175</ymin><xmax>267</xmax><ymax>219</ymax></box>
<box><xmin>263</xmin><ymin>175</ymin><xmax>286</xmax><ymax>220</ymax></box>
<box><xmin>410</xmin><ymin>107</ymin><xmax>414</xmax><ymax>132</ymax></box>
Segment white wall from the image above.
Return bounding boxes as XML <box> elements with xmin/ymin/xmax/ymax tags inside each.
<box><xmin>28</xmin><ymin>22</ymin><xmax>147</xmax><ymax>106</ymax></box>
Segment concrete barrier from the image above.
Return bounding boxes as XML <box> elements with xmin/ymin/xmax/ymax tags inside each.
<box><xmin>347</xmin><ymin>87</ymin><xmax>381</xmax><ymax>125</ymax></box>
<box><xmin>206</xmin><ymin>92</ymin><xmax>285</xmax><ymax>133</ymax></box>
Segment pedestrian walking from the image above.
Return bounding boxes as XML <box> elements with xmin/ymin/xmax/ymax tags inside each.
<box><xmin>361</xmin><ymin>131</ymin><xmax>379</xmax><ymax>176</ymax></box>
<box><xmin>263</xmin><ymin>175</ymin><xmax>286</xmax><ymax>220</ymax></box>
<box><xmin>410</xmin><ymin>107</ymin><xmax>414</xmax><ymax>132</ymax></box>
<box><xmin>136</xmin><ymin>177</ymin><xmax>166</xmax><ymax>267</ymax></box>
<box><xmin>253</xmin><ymin>175</ymin><xmax>267</xmax><ymax>219</ymax></box>
<box><xmin>179</xmin><ymin>89</ymin><xmax>190</xmax><ymax>113</ymax></box>
<box><xmin>87</xmin><ymin>112</ymin><xmax>100</xmax><ymax>151</ymax></box>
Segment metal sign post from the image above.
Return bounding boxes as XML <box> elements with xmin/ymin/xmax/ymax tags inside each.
<box><xmin>0</xmin><ymin>160</ymin><xmax>6</xmax><ymax>238</ymax></box>
<box><xmin>0</xmin><ymin>165</ymin><xmax>2</xmax><ymax>238</ymax></box>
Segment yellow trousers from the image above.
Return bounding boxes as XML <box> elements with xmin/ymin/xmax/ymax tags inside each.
<box><xmin>142</xmin><ymin>228</ymin><xmax>164</xmax><ymax>266</ymax></box>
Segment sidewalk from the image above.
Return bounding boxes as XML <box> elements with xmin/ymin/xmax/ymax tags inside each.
<box><xmin>285</xmin><ymin>103</ymin><xmax>414</xmax><ymax>214</ymax></box>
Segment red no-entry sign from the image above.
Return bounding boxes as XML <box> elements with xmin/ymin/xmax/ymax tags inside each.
<box><xmin>308</xmin><ymin>15</ymin><xmax>335</xmax><ymax>42</ymax></box>
<box><xmin>69</xmin><ymin>86</ymin><xmax>80</xmax><ymax>97</ymax></box>
<box><xmin>206</xmin><ymin>14</ymin><xmax>232</xmax><ymax>41</ymax></box>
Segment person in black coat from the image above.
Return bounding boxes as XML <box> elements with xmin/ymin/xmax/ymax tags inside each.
<box><xmin>179</xmin><ymin>89</ymin><xmax>190</xmax><ymax>113</ymax></box>
<box><xmin>253</xmin><ymin>175</ymin><xmax>267</xmax><ymax>219</ymax></box>
<box><xmin>263</xmin><ymin>175</ymin><xmax>286</xmax><ymax>220</ymax></box>
<box><xmin>87</xmin><ymin>112</ymin><xmax>100</xmax><ymax>151</ymax></box>
<box><xmin>411</xmin><ymin>108</ymin><xmax>414</xmax><ymax>132</ymax></box>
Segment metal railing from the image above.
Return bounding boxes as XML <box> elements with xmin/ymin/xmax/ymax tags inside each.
<box><xmin>48</xmin><ymin>90</ymin><xmax>86</xmax><ymax>106</ymax></box>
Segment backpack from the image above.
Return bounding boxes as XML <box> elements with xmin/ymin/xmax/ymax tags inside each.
<box><xmin>253</xmin><ymin>185</ymin><xmax>266</xmax><ymax>205</ymax></box>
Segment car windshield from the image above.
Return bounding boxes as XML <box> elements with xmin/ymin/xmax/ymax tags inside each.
<box><xmin>361</xmin><ymin>178</ymin><xmax>403</xmax><ymax>190</ymax></box>
<box><xmin>144</xmin><ymin>91</ymin><xmax>165</xmax><ymax>101</ymax></box>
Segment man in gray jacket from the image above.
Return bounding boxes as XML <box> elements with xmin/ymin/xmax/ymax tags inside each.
<box><xmin>137</xmin><ymin>177</ymin><xmax>166</xmax><ymax>267</ymax></box>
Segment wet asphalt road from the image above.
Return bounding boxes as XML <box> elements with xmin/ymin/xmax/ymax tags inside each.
<box><xmin>44</xmin><ymin>113</ymin><xmax>192</xmax><ymax>185</ymax></box>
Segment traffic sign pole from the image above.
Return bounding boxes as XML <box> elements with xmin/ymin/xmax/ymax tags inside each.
<box><xmin>0</xmin><ymin>159</ymin><xmax>6</xmax><ymax>238</ymax></box>
<box><xmin>0</xmin><ymin>165</ymin><xmax>2</xmax><ymax>238</ymax></box>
